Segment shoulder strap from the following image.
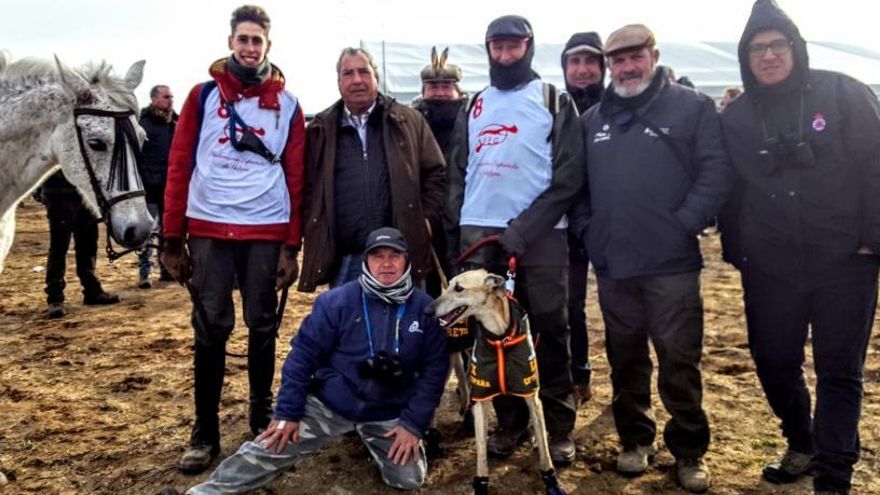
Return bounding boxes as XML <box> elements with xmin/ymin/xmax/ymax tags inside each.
<box><xmin>542</xmin><ymin>82</ymin><xmax>560</xmax><ymax>117</ymax></box>
<box><xmin>196</xmin><ymin>80</ymin><xmax>218</xmax><ymax>129</ymax></box>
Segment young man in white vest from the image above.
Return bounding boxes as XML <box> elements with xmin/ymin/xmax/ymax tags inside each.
<box><xmin>445</xmin><ymin>14</ymin><xmax>585</xmax><ymax>465</ymax></box>
<box><xmin>160</xmin><ymin>4</ymin><xmax>305</xmax><ymax>474</ymax></box>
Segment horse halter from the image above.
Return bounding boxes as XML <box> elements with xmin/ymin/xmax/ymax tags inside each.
<box><xmin>72</xmin><ymin>107</ymin><xmax>147</xmax><ymax>259</ymax></box>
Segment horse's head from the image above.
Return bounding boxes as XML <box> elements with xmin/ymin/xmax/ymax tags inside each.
<box><xmin>50</xmin><ymin>58</ymin><xmax>153</xmax><ymax>249</ymax></box>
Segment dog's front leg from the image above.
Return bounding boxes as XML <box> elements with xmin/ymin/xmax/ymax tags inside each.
<box><xmin>452</xmin><ymin>351</ymin><xmax>471</xmax><ymax>415</ymax></box>
<box><xmin>527</xmin><ymin>394</ymin><xmax>566</xmax><ymax>495</ymax></box>
<box><xmin>472</xmin><ymin>400</ymin><xmax>490</xmax><ymax>494</ymax></box>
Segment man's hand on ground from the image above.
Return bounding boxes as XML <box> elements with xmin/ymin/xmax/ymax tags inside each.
<box><xmin>256</xmin><ymin>419</ymin><xmax>300</xmax><ymax>454</ymax></box>
<box><xmin>385</xmin><ymin>426</ymin><xmax>421</xmax><ymax>465</ymax></box>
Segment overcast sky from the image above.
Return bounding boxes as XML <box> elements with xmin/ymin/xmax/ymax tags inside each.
<box><xmin>2</xmin><ymin>0</ymin><xmax>877</xmax><ymax>110</ymax></box>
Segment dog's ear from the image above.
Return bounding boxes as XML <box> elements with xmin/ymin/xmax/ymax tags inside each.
<box><xmin>484</xmin><ymin>273</ymin><xmax>506</xmax><ymax>294</ymax></box>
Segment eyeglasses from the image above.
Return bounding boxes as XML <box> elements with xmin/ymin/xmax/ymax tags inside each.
<box><xmin>748</xmin><ymin>39</ymin><xmax>792</xmax><ymax>57</ymax></box>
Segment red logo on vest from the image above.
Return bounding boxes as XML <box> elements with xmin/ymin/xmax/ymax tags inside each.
<box><xmin>219</xmin><ymin>123</ymin><xmax>266</xmax><ymax>145</ymax></box>
<box><xmin>476</xmin><ymin>124</ymin><xmax>518</xmax><ymax>153</ymax></box>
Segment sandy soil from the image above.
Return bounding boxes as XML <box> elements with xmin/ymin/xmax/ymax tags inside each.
<box><xmin>1</xmin><ymin>199</ymin><xmax>878</xmax><ymax>495</ymax></box>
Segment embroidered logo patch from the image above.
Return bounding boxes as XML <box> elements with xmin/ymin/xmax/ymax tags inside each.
<box><xmin>812</xmin><ymin>112</ymin><xmax>826</xmax><ymax>132</ymax></box>
<box><xmin>408</xmin><ymin>321</ymin><xmax>423</xmax><ymax>334</ymax></box>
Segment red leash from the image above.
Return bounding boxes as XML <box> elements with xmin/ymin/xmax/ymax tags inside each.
<box><xmin>455</xmin><ymin>235</ymin><xmax>517</xmax><ymax>293</ymax></box>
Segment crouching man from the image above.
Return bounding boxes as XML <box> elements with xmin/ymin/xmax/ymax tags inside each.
<box><xmin>185</xmin><ymin>227</ymin><xmax>449</xmax><ymax>493</ymax></box>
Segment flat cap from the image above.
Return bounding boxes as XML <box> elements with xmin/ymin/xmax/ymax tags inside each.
<box><xmin>604</xmin><ymin>24</ymin><xmax>656</xmax><ymax>56</ymax></box>
<box><xmin>486</xmin><ymin>15</ymin><xmax>533</xmax><ymax>41</ymax></box>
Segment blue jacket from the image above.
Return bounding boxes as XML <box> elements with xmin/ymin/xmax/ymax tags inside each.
<box><xmin>274</xmin><ymin>281</ymin><xmax>448</xmax><ymax>436</ymax></box>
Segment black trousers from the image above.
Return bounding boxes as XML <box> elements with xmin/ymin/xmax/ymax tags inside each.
<box><xmin>567</xmin><ymin>232</ymin><xmax>591</xmax><ymax>385</ymax></box>
<box><xmin>597</xmin><ymin>271</ymin><xmax>710</xmax><ymax>459</ymax></box>
<box><xmin>187</xmin><ymin>237</ymin><xmax>281</xmax><ymax>446</ymax></box>
<box><xmin>44</xmin><ymin>194</ymin><xmax>102</xmax><ymax>304</ymax></box>
<box><xmin>742</xmin><ymin>256</ymin><xmax>879</xmax><ymax>493</ymax></box>
<box><xmin>459</xmin><ymin>227</ymin><xmax>576</xmax><ymax>436</ymax></box>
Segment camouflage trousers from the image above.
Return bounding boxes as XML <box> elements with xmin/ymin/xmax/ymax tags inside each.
<box><xmin>187</xmin><ymin>395</ymin><xmax>427</xmax><ymax>494</ymax></box>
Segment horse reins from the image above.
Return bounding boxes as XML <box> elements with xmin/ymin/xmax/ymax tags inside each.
<box><xmin>72</xmin><ymin>107</ymin><xmax>147</xmax><ymax>261</ymax></box>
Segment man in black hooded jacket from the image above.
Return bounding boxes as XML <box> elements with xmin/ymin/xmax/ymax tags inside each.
<box><xmin>560</xmin><ymin>31</ymin><xmax>605</xmax><ymax>405</ymax></box>
<box><xmin>446</xmin><ymin>14</ymin><xmax>584</xmax><ymax>465</ymax></box>
<box><xmin>719</xmin><ymin>1</ymin><xmax>880</xmax><ymax>493</ymax></box>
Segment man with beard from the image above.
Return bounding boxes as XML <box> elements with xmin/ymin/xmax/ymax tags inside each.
<box><xmin>136</xmin><ymin>84</ymin><xmax>177</xmax><ymax>288</ymax></box>
<box><xmin>571</xmin><ymin>24</ymin><xmax>731</xmax><ymax>492</ymax></box>
<box><xmin>446</xmin><ymin>15</ymin><xmax>584</xmax><ymax>465</ymax></box>
<box><xmin>719</xmin><ymin>1</ymin><xmax>880</xmax><ymax>493</ymax></box>
<box><xmin>560</xmin><ymin>31</ymin><xmax>605</xmax><ymax>406</ymax></box>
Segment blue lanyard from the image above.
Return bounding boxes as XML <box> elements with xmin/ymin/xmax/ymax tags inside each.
<box><xmin>361</xmin><ymin>292</ymin><xmax>406</xmax><ymax>357</ymax></box>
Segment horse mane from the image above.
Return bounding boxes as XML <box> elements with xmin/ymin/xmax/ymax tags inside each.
<box><xmin>0</xmin><ymin>52</ymin><xmax>137</xmax><ymax>112</ymax></box>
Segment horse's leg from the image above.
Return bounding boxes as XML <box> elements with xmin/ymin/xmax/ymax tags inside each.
<box><xmin>527</xmin><ymin>393</ymin><xmax>565</xmax><ymax>494</ymax></box>
<box><xmin>0</xmin><ymin>206</ymin><xmax>16</xmax><ymax>276</ymax></box>
<box><xmin>472</xmin><ymin>400</ymin><xmax>490</xmax><ymax>495</ymax></box>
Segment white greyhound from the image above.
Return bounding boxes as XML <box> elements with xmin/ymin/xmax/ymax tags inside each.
<box><xmin>0</xmin><ymin>53</ymin><xmax>153</xmax><ymax>275</ymax></box>
<box><xmin>426</xmin><ymin>269</ymin><xmax>566</xmax><ymax>495</ymax></box>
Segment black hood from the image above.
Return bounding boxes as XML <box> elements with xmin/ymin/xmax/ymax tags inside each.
<box><xmin>561</xmin><ymin>32</ymin><xmax>605</xmax><ymax>113</ymax></box>
<box><xmin>738</xmin><ymin>0</ymin><xmax>809</xmax><ymax>99</ymax></box>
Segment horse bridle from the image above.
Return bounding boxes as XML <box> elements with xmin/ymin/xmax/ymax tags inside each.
<box><xmin>72</xmin><ymin>107</ymin><xmax>148</xmax><ymax>260</ymax></box>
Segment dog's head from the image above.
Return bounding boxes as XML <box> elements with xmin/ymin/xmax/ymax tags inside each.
<box><xmin>425</xmin><ymin>269</ymin><xmax>507</xmax><ymax>330</ymax></box>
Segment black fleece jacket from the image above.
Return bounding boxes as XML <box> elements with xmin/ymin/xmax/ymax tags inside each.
<box><xmin>719</xmin><ymin>0</ymin><xmax>880</xmax><ymax>281</ymax></box>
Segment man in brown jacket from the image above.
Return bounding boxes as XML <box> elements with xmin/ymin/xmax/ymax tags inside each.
<box><xmin>298</xmin><ymin>47</ymin><xmax>446</xmax><ymax>292</ymax></box>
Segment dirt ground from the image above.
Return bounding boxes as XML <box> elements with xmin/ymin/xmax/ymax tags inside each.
<box><xmin>0</xmin><ymin>199</ymin><xmax>878</xmax><ymax>495</ymax></box>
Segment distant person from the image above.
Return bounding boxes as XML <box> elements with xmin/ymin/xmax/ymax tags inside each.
<box><xmin>40</xmin><ymin>171</ymin><xmax>119</xmax><ymax>318</ymax></box>
<box><xmin>161</xmin><ymin>4</ymin><xmax>305</xmax><ymax>474</ymax></box>
<box><xmin>719</xmin><ymin>86</ymin><xmax>742</xmax><ymax>111</ymax></box>
<box><xmin>561</xmin><ymin>31</ymin><xmax>605</xmax><ymax>405</ymax></box>
<box><xmin>137</xmin><ymin>84</ymin><xmax>177</xmax><ymax>288</ymax></box>
<box><xmin>297</xmin><ymin>47</ymin><xmax>446</xmax><ymax>292</ymax></box>
<box><xmin>183</xmin><ymin>228</ymin><xmax>448</xmax><ymax>494</ymax></box>
<box><xmin>571</xmin><ymin>23</ymin><xmax>732</xmax><ymax>493</ymax></box>
<box><xmin>720</xmin><ymin>1</ymin><xmax>880</xmax><ymax>493</ymax></box>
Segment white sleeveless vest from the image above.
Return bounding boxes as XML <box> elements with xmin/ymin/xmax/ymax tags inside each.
<box><xmin>460</xmin><ymin>79</ymin><xmax>564</xmax><ymax>229</ymax></box>
<box><xmin>187</xmin><ymin>87</ymin><xmax>298</xmax><ymax>225</ymax></box>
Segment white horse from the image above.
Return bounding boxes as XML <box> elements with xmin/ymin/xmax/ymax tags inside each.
<box><xmin>0</xmin><ymin>53</ymin><xmax>154</xmax><ymax>275</ymax></box>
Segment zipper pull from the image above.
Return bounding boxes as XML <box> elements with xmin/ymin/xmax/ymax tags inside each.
<box><xmin>275</xmin><ymin>111</ymin><xmax>280</xmax><ymax>130</ymax></box>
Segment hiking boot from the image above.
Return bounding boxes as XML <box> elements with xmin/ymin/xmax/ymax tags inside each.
<box><xmin>549</xmin><ymin>432</ymin><xmax>576</xmax><ymax>465</ymax></box>
<box><xmin>763</xmin><ymin>449</ymin><xmax>813</xmax><ymax>484</ymax></box>
<box><xmin>83</xmin><ymin>291</ymin><xmax>120</xmax><ymax>305</ymax></box>
<box><xmin>677</xmin><ymin>457</ymin><xmax>711</xmax><ymax>493</ymax></box>
<box><xmin>177</xmin><ymin>442</ymin><xmax>219</xmax><ymax>474</ymax></box>
<box><xmin>616</xmin><ymin>444</ymin><xmax>656</xmax><ymax>476</ymax></box>
<box><xmin>46</xmin><ymin>302</ymin><xmax>65</xmax><ymax>319</ymax></box>
<box><xmin>138</xmin><ymin>277</ymin><xmax>152</xmax><ymax>289</ymax></box>
<box><xmin>487</xmin><ymin>427</ymin><xmax>532</xmax><ymax>458</ymax></box>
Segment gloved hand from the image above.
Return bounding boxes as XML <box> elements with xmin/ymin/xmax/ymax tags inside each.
<box><xmin>499</xmin><ymin>228</ymin><xmax>526</xmax><ymax>259</ymax></box>
<box><xmin>275</xmin><ymin>246</ymin><xmax>300</xmax><ymax>290</ymax></box>
<box><xmin>159</xmin><ymin>237</ymin><xmax>191</xmax><ymax>285</ymax></box>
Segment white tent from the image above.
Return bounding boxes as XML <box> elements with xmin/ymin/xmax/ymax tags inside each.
<box><xmin>362</xmin><ymin>40</ymin><xmax>880</xmax><ymax>103</ymax></box>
